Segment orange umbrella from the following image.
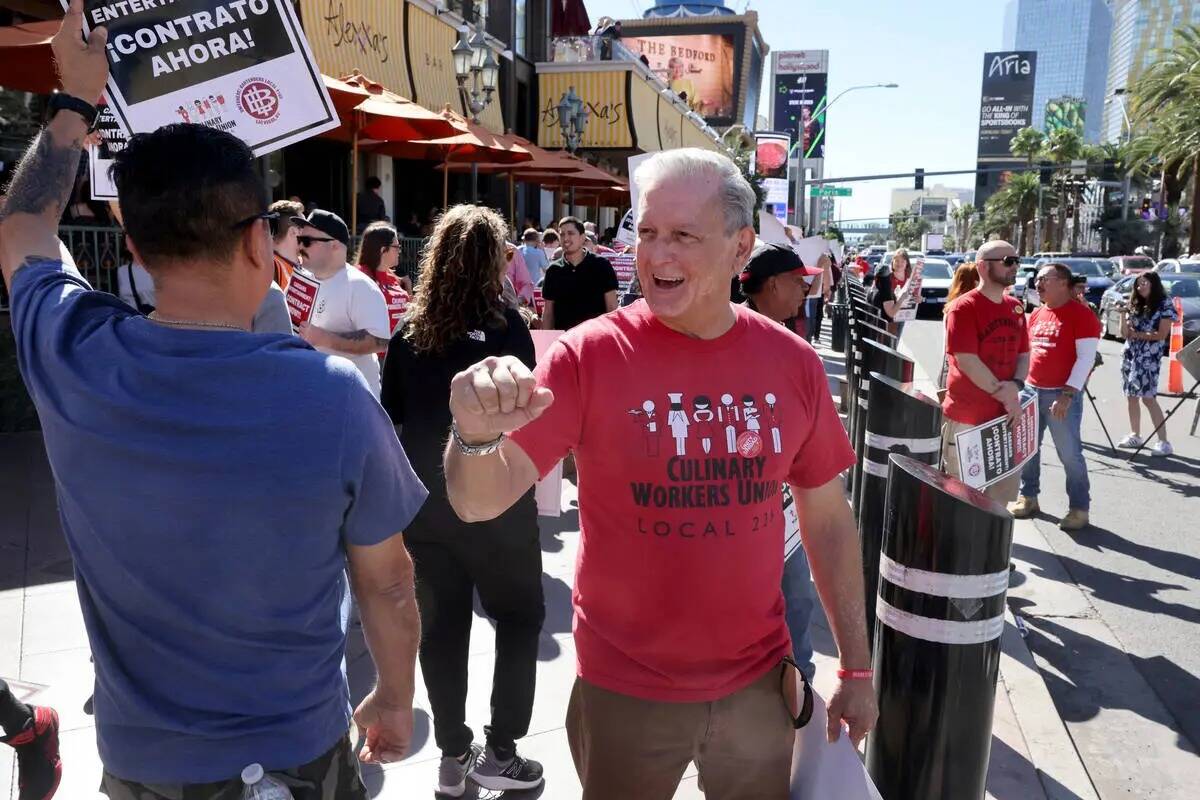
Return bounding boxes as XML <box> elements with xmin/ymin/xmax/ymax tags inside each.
<box><xmin>0</xmin><ymin>20</ymin><xmax>58</xmax><ymax>94</ymax></box>
<box><xmin>374</xmin><ymin>107</ymin><xmax>532</xmax><ymax>207</ymax></box>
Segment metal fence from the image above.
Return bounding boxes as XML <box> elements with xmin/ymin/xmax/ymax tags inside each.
<box><xmin>0</xmin><ymin>228</ymin><xmax>429</xmax><ymax>312</ymax></box>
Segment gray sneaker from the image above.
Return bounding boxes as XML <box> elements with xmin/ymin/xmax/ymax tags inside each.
<box><xmin>437</xmin><ymin>743</ymin><xmax>483</xmax><ymax>798</ymax></box>
<box><xmin>471</xmin><ymin>746</ymin><xmax>545</xmax><ymax>792</ymax></box>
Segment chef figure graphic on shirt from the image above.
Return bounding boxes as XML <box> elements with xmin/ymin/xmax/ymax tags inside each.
<box><xmin>666</xmin><ymin>392</ymin><xmax>690</xmax><ymax>456</ymax></box>
<box><xmin>763</xmin><ymin>392</ymin><xmax>783</xmax><ymax>454</ymax></box>
<box><xmin>628</xmin><ymin>399</ymin><xmax>660</xmax><ymax>457</ymax></box>
<box><xmin>719</xmin><ymin>392</ymin><xmax>740</xmax><ymax>453</ymax></box>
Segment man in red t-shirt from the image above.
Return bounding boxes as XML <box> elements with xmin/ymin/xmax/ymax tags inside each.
<box><xmin>1012</xmin><ymin>262</ymin><xmax>1102</xmax><ymax>530</ymax></box>
<box><xmin>941</xmin><ymin>240</ymin><xmax>1030</xmax><ymax>502</ymax></box>
<box><xmin>443</xmin><ymin>150</ymin><xmax>877</xmax><ymax>797</ymax></box>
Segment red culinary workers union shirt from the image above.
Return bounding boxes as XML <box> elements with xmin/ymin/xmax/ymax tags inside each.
<box><xmin>1027</xmin><ymin>301</ymin><xmax>1102</xmax><ymax>389</ymax></box>
<box><xmin>510</xmin><ymin>302</ymin><xmax>854</xmax><ymax>702</ymax></box>
<box><xmin>943</xmin><ymin>290</ymin><xmax>1030</xmax><ymax>424</ymax></box>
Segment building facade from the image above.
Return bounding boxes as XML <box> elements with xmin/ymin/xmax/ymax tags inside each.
<box><xmin>890</xmin><ymin>185</ymin><xmax>975</xmax><ymax>236</ymax></box>
<box><xmin>1103</xmin><ymin>0</ymin><xmax>1200</xmax><ymax>142</ymax></box>
<box><xmin>1006</xmin><ymin>0</ymin><xmax>1113</xmax><ymax>143</ymax></box>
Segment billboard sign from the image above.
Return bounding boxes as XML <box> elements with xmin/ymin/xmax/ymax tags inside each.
<box><xmin>977</xmin><ymin>50</ymin><xmax>1037</xmax><ymax>159</ymax></box>
<box><xmin>624</xmin><ymin>34</ymin><xmax>736</xmax><ymax>119</ymax></box>
<box><xmin>1044</xmin><ymin>96</ymin><xmax>1085</xmax><ymax>136</ymax></box>
<box><xmin>754</xmin><ymin>131</ymin><xmax>791</xmax><ymax>219</ymax></box>
<box><xmin>770</xmin><ymin>50</ymin><xmax>828</xmax><ymax>160</ymax></box>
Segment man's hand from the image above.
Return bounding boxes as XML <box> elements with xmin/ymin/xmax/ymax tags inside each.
<box><xmin>992</xmin><ymin>380</ymin><xmax>1021</xmax><ymax>422</ymax></box>
<box><xmin>449</xmin><ymin>356</ymin><xmax>553</xmax><ymax>443</ymax></box>
<box><xmin>53</xmin><ymin>0</ymin><xmax>109</xmax><ymax>103</ymax></box>
<box><xmin>826</xmin><ymin>678</ymin><xmax>879</xmax><ymax>746</ymax></box>
<box><xmin>353</xmin><ymin>689</ymin><xmax>414</xmax><ymax>764</ymax></box>
<box><xmin>1050</xmin><ymin>393</ymin><xmax>1072</xmax><ymax>421</ymax></box>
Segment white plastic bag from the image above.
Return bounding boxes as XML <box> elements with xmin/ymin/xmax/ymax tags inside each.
<box><xmin>790</xmin><ymin>687</ymin><xmax>883</xmax><ymax>800</ymax></box>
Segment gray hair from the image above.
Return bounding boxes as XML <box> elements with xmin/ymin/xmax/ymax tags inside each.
<box><xmin>634</xmin><ymin>148</ymin><xmax>755</xmax><ymax>236</ymax></box>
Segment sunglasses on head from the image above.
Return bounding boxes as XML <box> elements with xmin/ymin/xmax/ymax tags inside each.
<box><xmin>298</xmin><ymin>235</ymin><xmax>337</xmax><ymax>247</ymax></box>
<box><xmin>983</xmin><ymin>255</ymin><xmax>1020</xmax><ymax>267</ymax></box>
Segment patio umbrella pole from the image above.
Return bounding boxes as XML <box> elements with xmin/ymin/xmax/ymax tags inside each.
<box><xmin>350</xmin><ymin>113</ymin><xmax>359</xmax><ymax>236</ymax></box>
<box><xmin>442</xmin><ymin>156</ymin><xmax>449</xmax><ymax>210</ymax></box>
<box><xmin>471</xmin><ymin>162</ymin><xmax>479</xmax><ymax>204</ymax></box>
<box><xmin>509</xmin><ymin>173</ymin><xmax>516</xmax><ymax>233</ymax></box>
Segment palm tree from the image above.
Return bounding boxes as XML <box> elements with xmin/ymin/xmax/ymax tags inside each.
<box><xmin>984</xmin><ymin>173</ymin><xmax>1041</xmax><ymax>252</ymax></box>
<box><xmin>1040</xmin><ymin>128</ymin><xmax>1086</xmax><ymax>250</ymax></box>
<box><xmin>951</xmin><ymin>203</ymin><xmax>976</xmax><ymax>250</ymax></box>
<box><xmin>1009</xmin><ymin>127</ymin><xmax>1045</xmax><ymax>167</ymax></box>
<box><xmin>1130</xmin><ymin>24</ymin><xmax>1200</xmax><ymax>252</ymax></box>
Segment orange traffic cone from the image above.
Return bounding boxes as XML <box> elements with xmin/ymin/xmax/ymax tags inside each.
<box><xmin>1168</xmin><ymin>297</ymin><xmax>1184</xmax><ymax>393</ymax></box>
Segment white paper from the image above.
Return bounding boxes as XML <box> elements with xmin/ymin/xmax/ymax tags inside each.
<box><xmin>830</xmin><ymin>240</ymin><xmax>845</xmax><ymax>264</ymax></box>
<box><xmin>535</xmin><ymin>460</ymin><xmax>564</xmax><ymax>517</ymax></box>
<box><xmin>793</xmin><ymin>236</ymin><xmax>830</xmax><ymax>269</ymax></box>
<box><xmin>615</xmin><ymin>208</ymin><xmax>637</xmax><ymax>247</ymax></box>
<box><xmin>790</xmin><ymin>686</ymin><xmax>884</xmax><ymax>800</ymax></box>
<box><xmin>69</xmin><ymin>0</ymin><xmax>339</xmax><ymax>157</ymax></box>
<box><xmin>627</xmin><ymin>152</ymin><xmax>654</xmax><ymax>223</ymax></box>
<box><xmin>759</xmin><ymin>210</ymin><xmax>792</xmax><ymax>247</ymax></box>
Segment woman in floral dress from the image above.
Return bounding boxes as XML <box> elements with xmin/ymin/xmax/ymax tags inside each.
<box><xmin>1118</xmin><ymin>271</ymin><xmax>1176</xmax><ymax>455</ymax></box>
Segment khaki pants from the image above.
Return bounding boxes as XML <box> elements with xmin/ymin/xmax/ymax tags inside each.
<box><xmin>566</xmin><ymin>666</ymin><xmax>794</xmax><ymax>800</ymax></box>
<box><xmin>941</xmin><ymin>419</ymin><xmax>1022</xmax><ymax>504</ymax></box>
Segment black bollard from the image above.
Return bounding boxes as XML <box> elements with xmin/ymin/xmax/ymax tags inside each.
<box><xmin>866</xmin><ymin>456</ymin><xmax>1013</xmax><ymax>800</ymax></box>
<box><xmin>828</xmin><ymin>302</ymin><xmax>850</xmax><ymax>354</ymax></box>
<box><xmin>850</xmin><ymin>339</ymin><xmax>912</xmax><ymax>513</ymax></box>
<box><xmin>857</xmin><ymin>373</ymin><xmax>942</xmax><ymax>645</ymax></box>
<box><xmin>847</xmin><ymin>319</ymin><xmax>897</xmax><ymax>442</ymax></box>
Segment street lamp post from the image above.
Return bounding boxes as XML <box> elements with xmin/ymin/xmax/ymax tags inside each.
<box><xmin>453</xmin><ymin>21</ymin><xmax>500</xmax><ymax>203</ymax></box>
<box><xmin>792</xmin><ymin>83</ymin><xmax>898</xmax><ymax>232</ymax></box>
<box><xmin>556</xmin><ymin>86</ymin><xmax>590</xmax><ymax>212</ymax></box>
<box><xmin>1109</xmin><ymin>88</ymin><xmax>1134</xmax><ymax>221</ymax></box>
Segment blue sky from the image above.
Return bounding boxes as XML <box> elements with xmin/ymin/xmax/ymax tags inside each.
<box><xmin>584</xmin><ymin>0</ymin><xmax>1008</xmax><ymax>221</ymax></box>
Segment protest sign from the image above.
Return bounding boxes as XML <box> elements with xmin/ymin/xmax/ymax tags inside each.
<box><xmin>955</xmin><ymin>394</ymin><xmax>1038</xmax><ymax>490</ymax></box>
<box><xmin>615</xmin><ymin>208</ymin><xmax>637</xmax><ymax>248</ymax></box>
<box><xmin>285</xmin><ymin>270</ymin><xmax>320</xmax><ymax>329</ymax></box>
<box><xmin>69</xmin><ymin>0</ymin><xmax>338</xmax><ymax>157</ymax></box>
<box><xmin>602</xmin><ymin>252</ymin><xmax>637</xmax><ymax>295</ymax></box>
<box><xmin>893</xmin><ymin>258</ymin><xmax>925</xmax><ymax>322</ymax></box>
<box><xmin>89</xmin><ymin>105</ymin><xmax>127</xmax><ymax>200</ymax></box>
<box><xmin>532</xmin><ymin>288</ymin><xmax>546</xmax><ymax>317</ymax></box>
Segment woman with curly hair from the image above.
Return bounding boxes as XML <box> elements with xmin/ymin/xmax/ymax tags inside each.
<box><xmin>379</xmin><ymin>205</ymin><xmax>544</xmax><ymax>797</ymax></box>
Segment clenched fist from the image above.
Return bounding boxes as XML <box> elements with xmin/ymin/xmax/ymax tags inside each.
<box><xmin>449</xmin><ymin>356</ymin><xmax>554</xmax><ymax>443</ymax></box>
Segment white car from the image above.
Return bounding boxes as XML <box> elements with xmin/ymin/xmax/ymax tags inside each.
<box><xmin>916</xmin><ymin>258</ymin><xmax>954</xmax><ymax>310</ymax></box>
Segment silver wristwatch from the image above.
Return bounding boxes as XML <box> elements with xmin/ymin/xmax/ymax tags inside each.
<box><xmin>450</xmin><ymin>423</ymin><xmax>505</xmax><ymax>456</ymax></box>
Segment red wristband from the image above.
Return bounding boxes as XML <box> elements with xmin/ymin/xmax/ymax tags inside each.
<box><xmin>837</xmin><ymin>668</ymin><xmax>874</xmax><ymax>680</ymax></box>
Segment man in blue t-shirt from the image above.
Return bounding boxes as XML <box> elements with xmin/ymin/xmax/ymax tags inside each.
<box><xmin>0</xmin><ymin>12</ymin><xmax>427</xmax><ymax>797</ymax></box>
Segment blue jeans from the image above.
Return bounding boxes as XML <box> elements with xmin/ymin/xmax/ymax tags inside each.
<box><xmin>1019</xmin><ymin>387</ymin><xmax>1090</xmax><ymax>511</ymax></box>
<box><xmin>781</xmin><ymin>545</ymin><xmax>816</xmax><ymax>682</ymax></box>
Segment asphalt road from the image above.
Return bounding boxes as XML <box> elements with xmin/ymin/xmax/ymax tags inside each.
<box><xmin>902</xmin><ymin>312</ymin><xmax>1200</xmax><ymax>757</ymax></box>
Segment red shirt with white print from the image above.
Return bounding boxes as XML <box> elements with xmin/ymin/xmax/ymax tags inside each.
<box><xmin>1027</xmin><ymin>301</ymin><xmax>1101</xmax><ymax>389</ymax></box>
<box><xmin>509</xmin><ymin>301</ymin><xmax>854</xmax><ymax>702</ymax></box>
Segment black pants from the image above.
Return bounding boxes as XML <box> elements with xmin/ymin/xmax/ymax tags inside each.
<box><xmin>0</xmin><ymin>678</ymin><xmax>32</xmax><ymax>736</ymax></box>
<box><xmin>406</xmin><ymin>529</ymin><xmax>545</xmax><ymax>760</ymax></box>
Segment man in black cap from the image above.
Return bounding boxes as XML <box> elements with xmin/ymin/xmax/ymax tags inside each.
<box><xmin>293</xmin><ymin>209</ymin><xmax>392</xmax><ymax>397</ymax></box>
<box><xmin>738</xmin><ymin>242</ymin><xmax>822</xmax><ymax>339</ymax></box>
<box><xmin>738</xmin><ymin>241</ymin><xmax>824</xmax><ymax>682</ymax></box>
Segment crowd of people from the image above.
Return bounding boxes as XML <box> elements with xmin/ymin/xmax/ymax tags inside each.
<box><xmin>0</xmin><ymin>11</ymin><xmax>1185</xmax><ymax>800</ymax></box>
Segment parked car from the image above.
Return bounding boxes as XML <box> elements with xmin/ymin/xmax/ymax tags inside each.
<box><xmin>1011</xmin><ymin>264</ymin><xmax>1039</xmax><ymax>304</ymax></box>
<box><xmin>1098</xmin><ymin>274</ymin><xmax>1200</xmax><ymax>343</ymax></box>
<box><xmin>917</xmin><ymin>258</ymin><xmax>954</xmax><ymax>311</ymax></box>
<box><xmin>1022</xmin><ymin>257</ymin><xmax>1114</xmax><ymax>310</ymax></box>
<box><xmin>942</xmin><ymin>253</ymin><xmax>968</xmax><ymax>269</ymax></box>
<box><xmin>1154</xmin><ymin>258</ymin><xmax>1200</xmax><ymax>275</ymax></box>
<box><xmin>1109</xmin><ymin>255</ymin><xmax>1156</xmax><ymax>276</ymax></box>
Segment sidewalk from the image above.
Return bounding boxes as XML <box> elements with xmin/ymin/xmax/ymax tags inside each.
<box><xmin>1</xmin><ymin>330</ymin><xmax>1094</xmax><ymax>799</ymax></box>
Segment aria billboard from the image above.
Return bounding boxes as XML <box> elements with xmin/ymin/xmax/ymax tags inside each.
<box><xmin>770</xmin><ymin>50</ymin><xmax>828</xmax><ymax>161</ymax></box>
<box><xmin>977</xmin><ymin>50</ymin><xmax>1037</xmax><ymax>159</ymax></box>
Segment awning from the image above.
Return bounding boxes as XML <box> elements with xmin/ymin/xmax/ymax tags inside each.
<box><xmin>322</xmin><ymin>73</ymin><xmax>460</xmax><ymax>142</ymax></box>
<box><xmin>0</xmin><ymin>20</ymin><xmax>57</xmax><ymax>94</ymax></box>
<box><xmin>439</xmin><ymin>135</ymin><xmax>591</xmax><ymax>175</ymax></box>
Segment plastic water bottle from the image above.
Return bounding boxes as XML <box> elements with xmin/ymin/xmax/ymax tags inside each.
<box><xmin>240</xmin><ymin>763</ymin><xmax>294</xmax><ymax>800</ymax></box>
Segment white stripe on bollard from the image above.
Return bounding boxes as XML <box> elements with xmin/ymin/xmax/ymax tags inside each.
<box><xmin>879</xmin><ymin>552</ymin><xmax>1009</xmax><ymax>599</ymax></box>
<box><xmin>863</xmin><ymin>458</ymin><xmax>890</xmax><ymax>478</ymax></box>
<box><xmin>863</xmin><ymin>432</ymin><xmax>942</xmax><ymax>454</ymax></box>
<box><xmin>875</xmin><ymin>597</ymin><xmax>1005</xmax><ymax>645</ymax></box>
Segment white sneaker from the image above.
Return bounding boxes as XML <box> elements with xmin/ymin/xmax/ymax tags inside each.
<box><xmin>1117</xmin><ymin>433</ymin><xmax>1143</xmax><ymax>449</ymax></box>
<box><xmin>1152</xmin><ymin>441</ymin><xmax>1174</xmax><ymax>456</ymax></box>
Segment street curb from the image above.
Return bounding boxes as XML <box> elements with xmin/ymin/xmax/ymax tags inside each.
<box><xmin>890</xmin><ymin>334</ymin><xmax>1101</xmax><ymax>800</ymax></box>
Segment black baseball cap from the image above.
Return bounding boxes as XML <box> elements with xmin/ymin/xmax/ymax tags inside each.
<box><xmin>739</xmin><ymin>243</ymin><xmax>822</xmax><ymax>285</ymax></box>
<box><xmin>290</xmin><ymin>209</ymin><xmax>350</xmax><ymax>247</ymax></box>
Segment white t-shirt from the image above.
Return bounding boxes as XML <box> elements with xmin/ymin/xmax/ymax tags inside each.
<box><xmin>117</xmin><ymin>262</ymin><xmax>156</xmax><ymax>312</ymax></box>
<box><xmin>309</xmin><ymin>265</ymin><xmax>391</xmax><ymax>397</ymax></box>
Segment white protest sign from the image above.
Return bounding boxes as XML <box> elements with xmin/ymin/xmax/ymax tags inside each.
<box><xmin>69</xmin><ymin>0</ymin><xmax>339</xmax><ymax>157</ymax></box>
<box><xmin>615</xmin><ymin>208</ymin><xmax>637</xmax><ymax>248</ymax></box>
<box><xmin>955</xmin><ymin>395</ymin><xmax>1039</xmax><ymax>489</ymax></box>
<box><xmin>829</xmin><ymin>240</ymin><xmax>844</xmax><ymax>264</ymax></box>
<box><xmin>626</xmin><ymin>152</ymin><xmax>653</xmax><ymax>223</ymax></box>
<box><xmin>758</xmin><ymin>209</ymin><xmax>791</xmax><ymax>247</ymax></box>
<box><xmin>89</xmin><ymin>105</ymin><xmax>126</xmax><ymax>201</ymax></box>
<box><xmin>793</xmin><ymin>235</ymin><xmax>829</xmax><ymax>269</ymax></box>
<box><xmin>893</xmin><ymin>258</ymin><xmax>925</xmax><ymax>322</ymax></box>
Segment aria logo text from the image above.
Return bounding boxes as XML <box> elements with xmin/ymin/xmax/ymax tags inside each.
<box><xmin>989</xmin><ymin>54</ymin><xmax>1031</xmax><ymax>78</ymax></box>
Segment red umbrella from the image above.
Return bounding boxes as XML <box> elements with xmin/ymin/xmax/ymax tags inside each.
<box><xmin>552</xmin><ymin>0</ymin><xmax>593</xmax><ymax>37</ymax></box>
<box><xmin>0</xmin><ymin>20</ymin><xmax>58</xmax><ymax>94</ymax></box>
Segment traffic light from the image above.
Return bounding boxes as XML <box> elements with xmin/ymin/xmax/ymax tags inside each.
<box><xmin>1039</xmin><ymin>161</ymin><xmax>1053</xmax><ymax>186</ymax></box>
<box><xmin>914</xmin><ymin>168</ymin><xmax>924</xmax><ymax>190</ymax></box>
